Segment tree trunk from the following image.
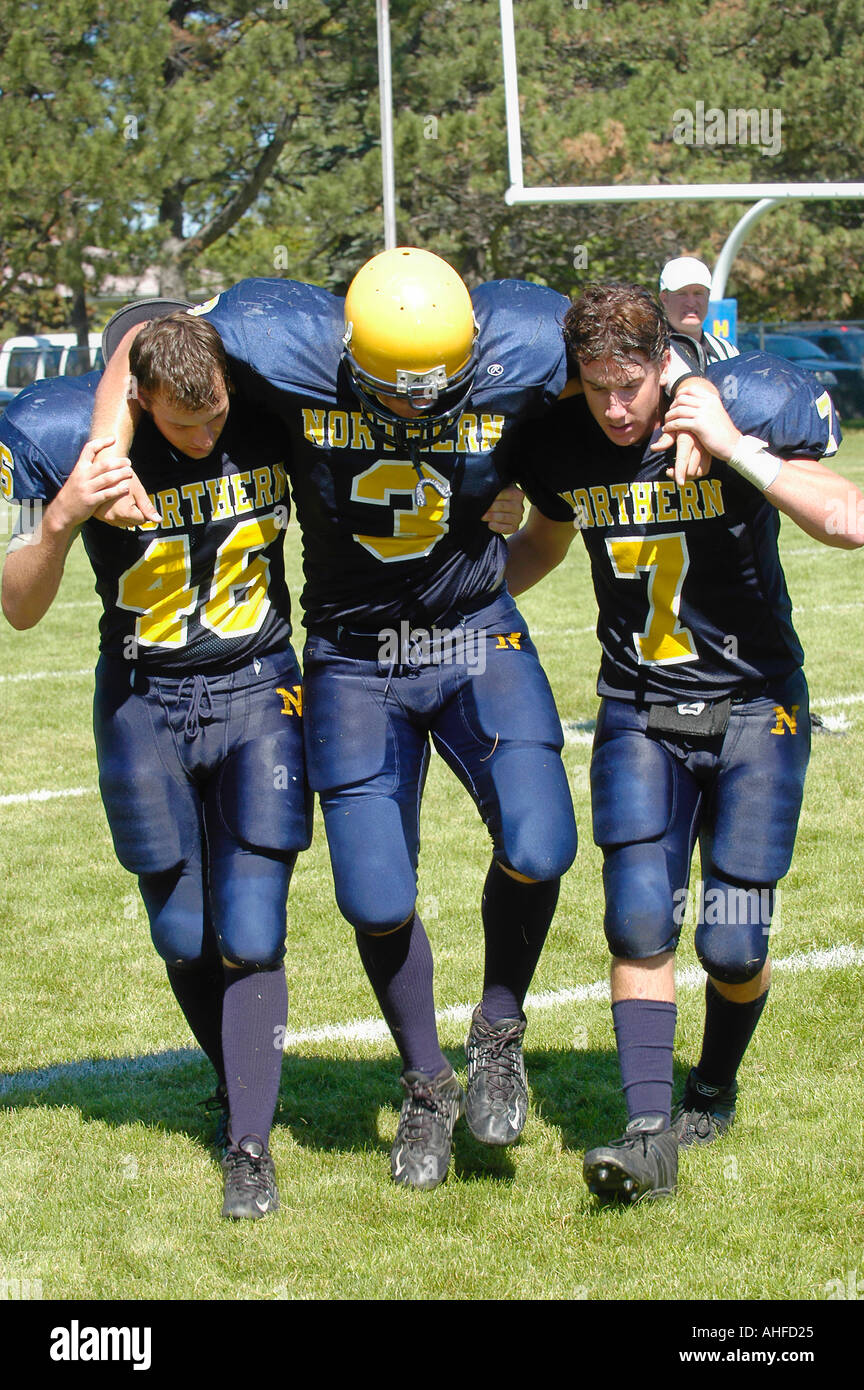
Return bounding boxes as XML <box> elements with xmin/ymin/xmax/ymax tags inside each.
<box><xmin>70</xmin><ymin>284</ymin><xmax>89</xmax><ymax>345</ymax></box>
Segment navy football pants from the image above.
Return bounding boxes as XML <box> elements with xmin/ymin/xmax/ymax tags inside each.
<box><xmin>94</xmin><ymin>648</ymin><xmax>312</xmax><ymax>969</ymax></box>
<box><xmin>591</xmin><ymin>671</ymin><xmax>810</xmax><ymax>983</ymax></box>
<box><xmin>302</xmin><ymin>593</ymin><xmax>577</xmax><ymax>934</ymax></box>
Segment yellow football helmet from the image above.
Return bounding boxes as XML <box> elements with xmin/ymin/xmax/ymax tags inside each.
<box><xmin>342</xmin><ymin>247</ymin><xmax>478</xmax><ymax>455</ymax></box>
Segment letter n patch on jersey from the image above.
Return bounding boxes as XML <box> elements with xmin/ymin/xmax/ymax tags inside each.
<box><xmin>277</xmin><ymin>684</ymin><xmax>303</xmax><ymax>717</ymax></box>
<box><xmin>770</xmin><ymin>704</ymin><xmax>799</xmax><ymax>735</ymax></box>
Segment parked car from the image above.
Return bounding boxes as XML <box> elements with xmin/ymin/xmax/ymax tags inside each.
<box><xmin>792</xmin><ymin>326</ymin><xmax>864</xmax><ymax>368</ymax></box>
<box><xmin>737</xmin><ymin>331</ymin><xmax>864</xmax><ymax>419</ymax></box>
<box><xmin>0</xmin><ymin>333</ymin><xmax>103</xmax><ymax>393</ymax></box>
<box><xmin>0</xmin><ymin>386</ymin><xmax>18</xmax><ymax>416</ymax></box>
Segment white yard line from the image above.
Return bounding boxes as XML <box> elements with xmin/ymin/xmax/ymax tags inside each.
<box><xmin>783</xmin><ymin>546</ymin><xmax>837</xmax><ymax>557</ymax></box>
<box><xmin>0</xmin><ymin>787</ymin><xmax>92</xmax><ymax>806</ymax></box>
<box><xmin>0</xmin><ymin>942</ymin><xmax>860</xmax><ymax>1094</ymax></box>
<box><xmin>811</xmin><ymin>691</ymin><xmax>864</xmax><ymax>708</ymax></box>
<box><xmin>792</xmin><ymin>603</ymin><xmax>864</xmax><ymax>613</ymax></box>
<box><xmin>277</xmin><ymin>942</ymin><xmax>864</xmax><ymax>1048</ymax></box>
<box><xmin>0</xmin><ymin>668</ymin><xmax>92</xmax><ymax>684</ymax></box>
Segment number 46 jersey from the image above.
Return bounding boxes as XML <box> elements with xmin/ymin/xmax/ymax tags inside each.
<box><xmin>515</xmin><ymin>352</ymin><xmax>842</xmax><ymax>703</ymax></box>
<box><xmin>0</xmin><ymin>373</ymin><xmax>294</xmax><ymax>674</ymax></box>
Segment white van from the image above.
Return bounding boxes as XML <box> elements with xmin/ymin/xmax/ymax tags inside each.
<box><xmin>0</xmin><ymin>333</ymin><xmax>103</xmax><ymax>392</ymax></box>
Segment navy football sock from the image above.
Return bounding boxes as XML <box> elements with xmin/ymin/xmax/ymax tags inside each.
<box><xmin>354</xmin><ymin>913</ymin><xmax>448</xmax><ymax>1078</ymax></box>
<box><xmin>221</xmin><ymin>963</ymin><xmax>287</xmax><ymax>1148</ymax></box>
<box><xmin>480</xmin><ymin>860</ymin><xmax>559</xmax><ymax>1023</ymax></box>
<box><xmin>696</xmin><ymin>979</ymin><xmax>768</xmax><ymax>1090</ymax></box>
<box><xmin>612</xmin><ymin>997</ymin><xmax>677</xmax><ymax>1124</ymax></box>
<box><xmin>165</xmin><ymin>962</ymin><xmax>225</xmax><ymax>1082</ymax></box>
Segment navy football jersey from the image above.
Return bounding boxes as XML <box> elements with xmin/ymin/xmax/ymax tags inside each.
<box><xmin>197</xmin><ymin>278</ymin><xmax>568</xmax><ymax>628</ymax></box>
<box><xmin>0</xmin><ymin>373</ymin><xmax>294</xmax><ymax>673</ymax></box>
<box><xmin>516</xmin><ymin>352</ymin><xmax>841</xmax><ymax>703</ymax></box>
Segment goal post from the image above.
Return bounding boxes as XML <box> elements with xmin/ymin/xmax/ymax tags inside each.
<box><xmin>499</xmin><ymin>0</ymin><xmax>864</xmax><ymax>215</ymax></box>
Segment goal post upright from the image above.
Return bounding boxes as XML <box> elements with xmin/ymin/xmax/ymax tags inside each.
<box><xmin>498</xmin><ymin>0</ymin><xmax>864</xmax><ymax>288</ymax></box>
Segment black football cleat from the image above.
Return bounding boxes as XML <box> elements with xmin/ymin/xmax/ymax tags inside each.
<box><xmin>391</xmin><ymin>1067</ymin><xmax>465</xmax><ymax>1190</ymax></box>
<box><xmin>671</xmin><ymin>1067</ymin><xmax>737</xmax><ymax>1147</ymax></box>
<box><xmin>464</xmin><ymin>1005</ymin><xmax>528</xmax><ymax>1145</ymax></box>
<box><xmin>221</xmin><ymin>1135</ymin><xmax>279</xmax><ymax>1219</ymax></box>
<box><xmin>583</xmin><ymin>1115</ymin><xmax>678</xmax><ymax>1203</ymax></box>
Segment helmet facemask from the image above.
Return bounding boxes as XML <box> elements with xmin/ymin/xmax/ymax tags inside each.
<box><xmin>341</xmin><ymin>247</ymin><xmax>480</xmax><ymax>504</ymax></box>
<box><xmin>343</xmin><ymin>328</ymin><xmax>478</xmax><ymax>492</ymax></box>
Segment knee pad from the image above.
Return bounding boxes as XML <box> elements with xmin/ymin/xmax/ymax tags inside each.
<box><xmin>220</xmin><ymin>936</ymin><xmax>287</xmax><ymax>970</ymax></box>
<box><xmin>139</xmin><ymin>864</ymin><xmax>213</xmax><ymax>967</ymax></box>
<box><xmin>695</xmin><ymin>879</ymin><xmax>774</xmax><ymax>984</ymax></box>
<box><xmin>491</xmin><ymin>745</ymin><xmax>577</xmax><ymax>881</ymax></box>
<box><xmin>211</xmin><ymin>848</ymin><xmax>294</xmax><ymax>968</ymax></box>
<box><xmin>338</xmin><ymin>882</ymin><xmax>417</xmax><ymax>936</ymax></box>
<box><xmin>319</xmin><ymin>787</ymin><xmax>420</xmax><ymax>934</ymax></box>
<box><xmin>602</xmin><ymin>842</ymin><xmax>680</xmax><ymax>959</ymax></box>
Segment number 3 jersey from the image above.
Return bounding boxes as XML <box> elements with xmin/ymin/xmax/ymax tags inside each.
<box><xmin>0</xmin><ymin>373</ymin><xmax>294</xmax><ymax>674</ymax></box>
<box><xmin>513</xmin><ymin>353</ymin><xmax>842</xmax><ymax>703</ymax></box>
<box><xmin>197</xmin><ymin>277</ymin><xmax>568</xmax><ymax>629</ymax></box>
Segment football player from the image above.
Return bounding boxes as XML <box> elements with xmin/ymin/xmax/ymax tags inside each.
<box><xmin>1</xmin><ymin>312</ymin><xmax>312</xmax><ymax>1220</ymax></box>
<box><xmin>504</xmin><ymin>281</ymin><xmax>863</xmax><ymax>1202</ymax></box>
<box><xmin>89</xmin><ymin>249</ymin><xmax>587</xmax><ymax>1190</ymax></box>
<box><xmin>660</xmin><ymin>257</ymin><xmax>739</xmax><ymax>363</ymax></box>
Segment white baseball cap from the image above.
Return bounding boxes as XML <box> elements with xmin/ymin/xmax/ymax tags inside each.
<box><xmin>659</xmin><ymin>257</ymin><xmax>712</xmax><ymax>293</ymax></box>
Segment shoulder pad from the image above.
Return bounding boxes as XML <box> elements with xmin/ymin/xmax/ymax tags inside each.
<box><xmin>194</xmin><ymin>278</ymin><xmax>345</xmax><ymax>400</ymax></box>
<box><xmin>471</xmin><ymin>280</ymin><xmax>569</xmax><ymax>402</ymax></box>
<box><xmin>0</xmin><ymin>373</ymin><xmax>98</xmax><ymax>501</ymax></box>
<box><xmin>707</xmin><ymin>352</ymin><xmax>842</xmax><ymax>458</ymax></box>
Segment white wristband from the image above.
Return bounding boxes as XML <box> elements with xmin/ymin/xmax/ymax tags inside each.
<box><xmin>727</xmin><ymin>435</ymin><xmax>783</xmax><ymax>491</ymax></box>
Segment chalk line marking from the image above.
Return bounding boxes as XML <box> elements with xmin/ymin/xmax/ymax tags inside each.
<box><xmin>0</xmin><ymin>787</ymin><xmax>92</xmax><ymax>807</ymax></box>
<box><xmin>0</xmin><ymin>669</ymin><xmax>92</xmax><ymax>685</ymax></box>
<box><xmin>0</xmin><ymin>943</ymin><xmax>859</xmax><ymax>1094</ymax></box>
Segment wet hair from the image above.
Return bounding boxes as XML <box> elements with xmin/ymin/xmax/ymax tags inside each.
<box><xmin>564</xmin><ymin>282</ymin><xmax>670</xmax><ymax>375</ymax></box>
<box><xmin>128</xmin><ymin>313</ymin><xmax>232</xmax><ymax>411</ymax></box>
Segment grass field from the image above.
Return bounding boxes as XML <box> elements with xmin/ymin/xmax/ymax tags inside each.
<box><xmin>1</xmin><ymin>434</ymin><xmax>863</xmax><ymax>1320</ymax></box>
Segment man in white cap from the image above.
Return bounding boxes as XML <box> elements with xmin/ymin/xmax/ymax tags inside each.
<box><xmin>659</xmin><ymin>256</ymin><xmax>739</xmax><ymax>363</ymax></box>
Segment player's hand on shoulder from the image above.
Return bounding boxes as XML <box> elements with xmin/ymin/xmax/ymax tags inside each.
<box><xmin>82</xmin><ymin>438</ymin><xmax>161</xmax><ymax>527</ymax></box>
<box><xmin>653</xmin><ymin>429</ymin><xmax>713</xmax><ymax>485</ymax></box>
<box><xmin>660</xmin><ymin>381</ymin><xmax>742</xmax><ymax>469</ymax></box>
<box><xmin>50</xmin><ymin>437</ymin><xmax>136</xmax><ymax>529</ymax></box>
<box><xmin>93</xmin><ymin>473</ymin><xmax>160</xmax><ymax>527</ymax></box>
<box><xmin>483</xmin><ymin>484</ymin><xmax>526</xmax><ymax>535</ymax></box>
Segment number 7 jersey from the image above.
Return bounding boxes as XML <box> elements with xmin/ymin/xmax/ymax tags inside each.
<box><xmin>515</xmin><ymin>353</ymin><xmax>842</xmax><ymax>703</ymax></box>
